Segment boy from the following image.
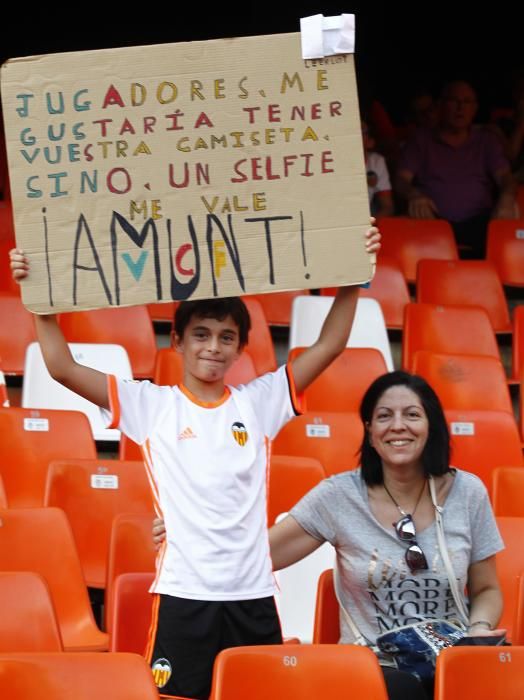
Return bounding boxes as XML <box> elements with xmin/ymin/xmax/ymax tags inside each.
<box><xmin>10</xmin><ymin>224</ymin><xmax>380</xmax><ymax>699</ymax></box>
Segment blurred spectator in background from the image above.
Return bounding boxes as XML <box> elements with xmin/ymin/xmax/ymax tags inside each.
<box><xmin>362</xmin><ymin>119</ymin><xmax>394</xmax><ymax>217</ymax></box>
<box><xmin>395</xmin><ymin>80</ymin><xmax>517</xmax><ymax>258</ymax></box>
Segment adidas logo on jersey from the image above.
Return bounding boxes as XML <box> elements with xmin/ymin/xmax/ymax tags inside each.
<box><xmin>178</xmin><ymin>427</ymin><xmax>197</xmax><ymax>440</ymax></box>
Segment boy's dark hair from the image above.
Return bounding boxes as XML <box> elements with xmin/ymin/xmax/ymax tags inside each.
<box><xmin>174</xmin><ymin>297</ymin><xmax>251</xmax><ymax>348</ymax></box>
<box><xmin>359</xmin><ymin>371</ymin><xmax>451</xmax><ymax>485</ymax></box>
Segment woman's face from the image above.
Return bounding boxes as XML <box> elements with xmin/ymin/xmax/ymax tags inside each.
<box><xmin>367</xmin><ymin>385</ymin><xmax>429</xmax><ymax>472</ymax></box>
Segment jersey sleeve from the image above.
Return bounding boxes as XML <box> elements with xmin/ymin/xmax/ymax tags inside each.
<box><xmin>100</xmin><ymin>374</ymin><xmax>169</xmax><ymax>444</ymax></box>
<box><xmin>236</xmin><ymin>363</ymin><xmax>305</xmax><ymax>440</ymax></box>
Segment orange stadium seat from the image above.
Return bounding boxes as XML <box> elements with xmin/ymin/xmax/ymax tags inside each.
<box><xmin>245</xmin><ymin>290</ymin><xmax>310</xmax><ymax>326</ymax></box>
<box><xmin>402</xmin><ymin>303</ymin><xmax>500</xmax><ymax>371</ymax></box>
<box><xmin>58</xmin><ymin>306</ymin><xmax>157</xmax><ymax>378</ymax></box>
<box><xmin>514</xmin><ymin>575</ymin><xmax>524</xmax><ymax>645</ymax></box>
<box><xmin>104</xmin><ymin>513</ymin><xmax>157</xmax><ymax>634</ymax></box>
<box><xmin>412</xmin><ymin>352</ymin><xmax>513</xmax><ymax>413</ymax></box>
<box><xmin>312</xmin><ymin>569</ymin><xmax>339</xmax><ymax>644</ymax></box>
<box><xmin>434</xmin><ymin>646</ymin><xmax>524</xmax><ymax>700</ymax></box>
<box><xmin>154</xmin><ymin>347</ymin><xmax>257</xmax><ymax>386</ymax></box>
<box><xmin>0</xmin><ymin>508</ymin><xmax>108</xmax><ymax>651</ymax></box>
<box><xmin>492</xmin><ymin>467</ymin><xmax>524</xmax><ymax>517</ymax></box>
<box><xmin>0</xmin><ymin>474</ymin><xmax>7</xmax><ymax>508</ymax></box>
<box><xmin>0</xmin><ymin>239</ymin><xmax>20</xmax><ymax>294</ymax></box>
<box><xmin>377</xmin><ymin>217</ymin><xmax>458</xmax><ymax>283</ymax></box>
<box><xmin>0</xmin><ymin>293</ymin><xmax>37</xmax><ymax>375</ymax></box>
<box><xmin>208</xmin><ymin>644</ymin><xmax>388</xmax><ymax>700</ymax></box>
<box><xmin>322</xmin><ymin>256</ymin><xmax>411</xmax><ymax>329</ymax></box>
<box><xmin>147</xmin><ymin>300</ymin><xmax>178</xmax><ymax>323</ymax></box>
<box><xmin>267</xmin><ymin>456</ymin><xmax>325</xmax><ymax>526</ymax></box>
<box><xmin>0</xmin><ymin>369</ymin><xmax>9</xmax><ymax>407</ymax></box>
<box><xmin>416</xmin><ymin>259</ymin><xmax>511</xmax><ymax>333</ymax></box>
<box><xmin>512</xmin><ymin>305</ymin><xmax>524</xmax><ymax>383</ymax></box>
<box><xmin>288</xmin><ymin>347</ymin><xmax>387</xmax><ymax>413</ymax></box>
<box><xmin>109</xmin><ymin>572</ymin><xmax>155</xmax><ymax>653</ymax></box>
<box><xmin>486</xmin><ymin>219</ymin><xmax>524</xmax><ymax>287</ymax></box>
<box><xmin>0</xmin><ymin>652</ymin><xmax>161</xmax><ymax>700</ymax></box>
<box><xmin>0</xmin><ymin>406</ymin><xmax>96</xmax><ymax>507</ymax></box>
<box><xmin>495</xmin><ymin>517</ymin><xmax>524</xmax><ymax>643</ymax></box>
<box><xmin>273</xmin><ymin>411</ymin><xmax>363</xmax><ymax>476</ymax></box>
<box><xmin>0</xmin><ymin>572</ymin><xmax>63</xmax><ymax>652</ymax></box>
<box><xmin>242</xmin><ymin>297</ymin><xmax>278</xmax><ymax>375</ymax></box>
<box><xmin>44</xmin><ymin>459</ymin><xmax>155</xmax><ymax>588</ymax></box>
<box><xmin>446</xmin><ymin>410</ymin><xmax>523</xmax><ymax>495</ymax></box>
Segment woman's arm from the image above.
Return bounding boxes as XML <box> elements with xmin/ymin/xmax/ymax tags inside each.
<box><xmin>269</xmin><ymin>515</ymin><xmax>324</xmax><ymax>571</ymax></box>
<box><xmin>466</xmin><ymin>555</ymin><xmax>505</xmax><ymax>636</ymax></box>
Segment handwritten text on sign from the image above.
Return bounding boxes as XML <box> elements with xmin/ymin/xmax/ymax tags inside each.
<box><xmin>1</xmin><ymin>35</ymin><xmax>371</xmax><ymax>312</ymax></box>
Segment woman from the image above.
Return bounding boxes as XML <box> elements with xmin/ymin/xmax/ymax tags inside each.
<box><xmin>269</xmin><ymin>371</ymin><xmax>504</xmax><ymax>700</ymax></box>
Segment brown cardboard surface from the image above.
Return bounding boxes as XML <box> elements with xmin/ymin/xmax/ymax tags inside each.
<box><xmin>1</xmin><ymin>32</ymin><xmax>372</xmax><ymax>313</ymax></box>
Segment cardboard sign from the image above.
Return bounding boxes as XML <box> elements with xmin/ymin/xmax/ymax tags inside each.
<box><xmin>1</xmin><ymin>32</ymin><xmax>372</xmax><ymax>313</ymax></box>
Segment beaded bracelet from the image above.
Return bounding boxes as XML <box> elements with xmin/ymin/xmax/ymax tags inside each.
<box><xmin>467</xmin><ymin>620</ymin><xmax>493</xmax><ymax>631</ymax></box>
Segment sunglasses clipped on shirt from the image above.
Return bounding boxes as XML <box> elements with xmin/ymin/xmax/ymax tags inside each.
<box><xmin>394</xmin><ymin>513</ymin><xmax>429</xmax><ymax>573</ymax></box>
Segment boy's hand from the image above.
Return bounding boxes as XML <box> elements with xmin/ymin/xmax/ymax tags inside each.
<box><xmin>152</xmin><ymin>517</ymin><xmax>166</xmax><ymax>550</ymax></box>
<box><xmin>9</xmin><ymin>248</ymin><xmax>29</xmax><ymax>282</ymax></box>
<box><xmin>365</xmin><ymin>218</ymin><xmax>381</xmax><ymax>254</ymax></box>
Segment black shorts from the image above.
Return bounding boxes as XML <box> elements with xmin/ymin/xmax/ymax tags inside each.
<box><xmin>145</xmin><ymin>594</ymin><xmax>282</xmax><ymax>700</ymax></box>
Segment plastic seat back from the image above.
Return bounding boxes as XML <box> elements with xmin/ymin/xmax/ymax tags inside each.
<box><xmin>0</xmin><ymin>508</ymin><xmax>108</xmax><ymax>651</ymax></box>
<box><xmin>109</xmin><ymin>572</ymin><xmax>155</xmax><ymax>653</ymax></box>
<box><xmin>154</xmin><ymin>347</ymin><xmax>257</xmax><ymax>387</ymax></box>
<box><xmin>322</xmin><ymin>257</ymin><xmax>411</xmax><ymax>329</ymax></box>
<box><xmin>273</xmin><ymin>411</ymin><xmax>363</xmax><ymax>476</ymax></box>
<box><xmin>435</xmin><ymin>646</ymin><xmax>524</xmax><ymax>700</ymax></box>
<box><xmin>495</xmin><ymin>517</ymin><xmax>524</xmax><ymax>641</ymax></box>
<box><xmin>0</xmin><ymin>474</ymin><xmax>6</xmax><ymax>508</ymax></box>
<box><xmin>22</xmin><ymin>342</ymin><xmax>132</xmax><ymax>441</ymax></box>
<box><xmin>147</xmin><ymin>300</ymin><xmax>178</xmax><ymax>323</ymax></box>
<box><xmin>416</xmin><ymin>259</ymin><xmax>511</xmax><ymax>333</ymax></box>
<box><xmin>446</xmin><ymin>411</ymin><xmax>523</xmax><ymax>495</ymax></box>
<box><xmin>413</xmin><ymin>352</ymin><xmax>513</xmax><ymax>413</ymax></box>
<box><xmin>44</xmin><ymin>459</ymin><xmax>155</xmax><ymax>588</ymax></box>
<box><xmin>289</xmin><ymin>347</ymin><xmax>387</xmax><ymax>413</ymax></box>
<box><xmin>515</xmin><ymin>575</ymin><xmax>524</xmax><ymax>645</ymax></box>
<box><xmin>493</xmin><ymin>467</ymin><xmax>524</xmax><ymax>516</ymax></box>
<box><xmin>312</xmin><ymin>569</ymin><xmax>340</xmax><ymax>643</ymax></box>
<box><xmin>512</xmin><ymin>305</ymin><xmax>524</xmax><ymax>382</ymax></box>
<box><xmin>0</xmin><ymin>572</ymin><xmax>63</xmax><ymax>651</ymax></box>
<box><xmin>486</xmin><ymin>219</ymin><xmax>524</xmax><ymax>287</ymax></box>
<box><xmin>0</xmin><ymin>406</ymin><xmax>97</xmax><ymax>507</ymax></box>
<box><xmin>59</xmin><ymin>306</ymin><xmax>157</xmax><ymax>378</ymax></box>
<box><xmin>0</xmin><ymin>293</ymin><xmax>36</xmax><ymax>375</ymax></box>
<box><xmin>402</xmin><ymin>303</ymin><xmax>500</xmax><ymax>371</ymax></box>
<box><xmin>242</xmin><ymin>297</ymin><xmax>277</xmax><ymax>375</ymax></box>
<box><xmin>267</xmin><ymin>456</ymin><xmax>325</xmax><ymax>526</ymax></box>
<box><xmin>0</xmin><ymin>369</ymin><xmax>9</xmax><ymax>407</ymax></box>
<box><xmin>290</xmin><ymin>296</ymin><xmax>394</xmax><ymax>370</ymax></box>
<box><xmin>209</xmin><ymin>644</ymin><xmax>388</xmax><ymax>700</ymax></box>
<box><xmin>105</xmin><ymin>513</ymin><xmax>157</xmax><ymax>634</ymax></box>
<box><xmin>377</xmin><ymin>216</ymin><xmax>458</xmax><ymax>282</ymax></box>
<box><xmin>246</xmin><ymin>290</ymin><xmax>310</xmax><ymax>326</ymax></box>
<box><xmin>0</xmin><ymin>652</ymin><xmax>160</xmax><ymax>700</ymax></box>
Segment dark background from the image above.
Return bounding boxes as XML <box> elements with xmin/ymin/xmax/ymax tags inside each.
<box><xmin>1</xmin><ymin>3</ymin><xmax>523</xmax><ymax>123</ymax></box>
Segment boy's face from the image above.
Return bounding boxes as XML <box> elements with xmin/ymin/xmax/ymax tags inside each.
<box><xmin>173</xmin><ymin>314</ymin><xmax>241</xmax><ymax>384</ymax></box>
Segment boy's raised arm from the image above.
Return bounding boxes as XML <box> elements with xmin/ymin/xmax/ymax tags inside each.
<box><xmin>291</xmin><ymin>222</ymin><xmax>380</xmax><ymax>395</ymax></box>
<box><xmin>10</xmin><ymin>249</ymin><xmax>110</xmax><ymax>409</ymax></box>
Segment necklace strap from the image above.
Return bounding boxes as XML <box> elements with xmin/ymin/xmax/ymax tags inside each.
<box><xmin>383</xmin><ymin>478</ymin><xmax>427</xmax><ymax>517</ymax></box>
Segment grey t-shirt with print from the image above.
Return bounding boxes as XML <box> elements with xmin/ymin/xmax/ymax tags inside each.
<box><xmin>289</xmin><ymin>468</ymin><xmax>503</xmax><ymax>646</ymax></box>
